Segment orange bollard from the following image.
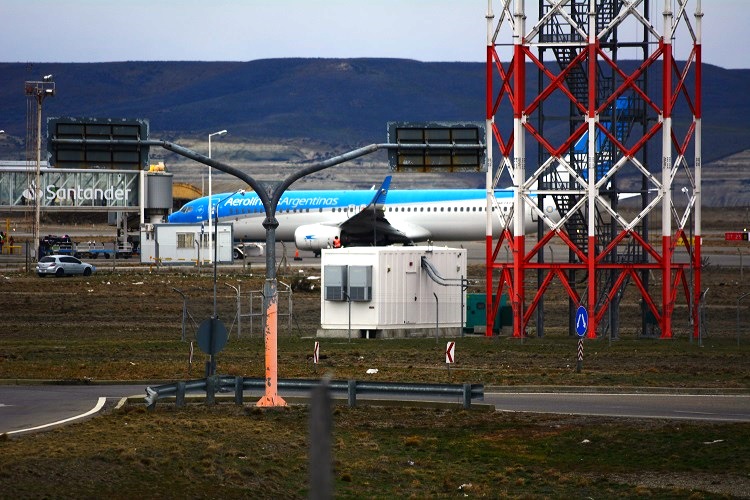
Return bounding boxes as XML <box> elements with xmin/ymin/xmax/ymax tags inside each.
<box><xmin>257</xmin><ymin>279</ymin><xmax>287</xmax><ymax>407</ymax></box>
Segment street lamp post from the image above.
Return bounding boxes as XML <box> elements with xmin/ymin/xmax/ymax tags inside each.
<box><xmin>48</xmin><ymin>136</ymin><xmax>483</xmax><ymax>407</ymax></box>
<box><xmin>24</xmin><ymin>77</ymin><xmax>55</xmax><ymax>262</ymax></box>
<box><xmin>207</xmin><ymin>130</ymin><xmax>228</xmax><ymax>264</ymax></box>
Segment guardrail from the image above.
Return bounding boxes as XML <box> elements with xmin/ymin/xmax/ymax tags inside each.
<box><xmin>145</xmin><ymin>376</ymin><xmax>484</xmax><ymax>410</ymax></box>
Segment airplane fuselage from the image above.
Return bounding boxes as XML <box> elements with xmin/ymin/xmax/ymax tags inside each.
<box><xmin>168</xmin><ymin>187</ymin><xmax>559</xmax><ymax>249</ymax></box>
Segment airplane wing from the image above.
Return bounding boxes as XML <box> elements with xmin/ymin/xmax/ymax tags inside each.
<box><xmin>293</xmin><ymin>176</ymin><xmax>419</xmax><ymax>250</ymax></box>
<box><xmin>338</xmin><ymin>176</ymin><xmax>414</xmax><ymax>246</ymax></box>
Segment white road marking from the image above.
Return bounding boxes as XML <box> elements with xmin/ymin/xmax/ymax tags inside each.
<box><xmin>5</xmin><ymin>397</ymin><xmax>107</xmax><ymax>436</ymax></box>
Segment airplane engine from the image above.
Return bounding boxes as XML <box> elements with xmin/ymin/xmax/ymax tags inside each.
<box><xmin>294</xmin><ymin>224</ymin><xmax>342</xmax><ymax>250</ymax></box>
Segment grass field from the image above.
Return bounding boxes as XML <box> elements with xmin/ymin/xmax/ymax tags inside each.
<box><xmin>1</xmin><ymin>402</ymin><xmax>749</xmax><ymax>498</ymax></box>
<box><xmin>1</xmin><ymin>264</ymin><xmax>749</xmax><ymax>497</ymax></box>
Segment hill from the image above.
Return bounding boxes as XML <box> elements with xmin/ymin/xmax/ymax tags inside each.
<box><xmin>0</xmin><ymin>59</ymin><xmax>748</xmax><ymax>202</ymax></box>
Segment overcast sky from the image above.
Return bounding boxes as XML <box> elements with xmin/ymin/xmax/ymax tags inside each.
<box><xmin>2</xmin><ymin>0</ymin><xmax>747</xmax><ymax>69</ymax></box>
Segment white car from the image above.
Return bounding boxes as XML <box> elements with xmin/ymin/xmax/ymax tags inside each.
<box><xmin>37</xmin><ymin>255</ymin><xmax>96</xmax><ymax>277</ymax></box>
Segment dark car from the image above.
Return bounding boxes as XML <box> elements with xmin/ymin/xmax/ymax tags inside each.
<box><xmin>36</xmin><ymin>255</ymin><xmax>96</xmax><ymax>277</ymax></box>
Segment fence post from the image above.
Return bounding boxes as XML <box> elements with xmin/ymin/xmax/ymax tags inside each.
<box><xmin>737</xmin><ymin>292</ymin><xmax>750</xmax><ymax>346</ymax></box>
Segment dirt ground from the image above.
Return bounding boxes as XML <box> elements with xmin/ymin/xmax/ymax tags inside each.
<box><xmin>1</xmin><ymin>207</ymin><xmax>749</xmax><ymax>387</ymax></box>
<box><xmin>1</xmin><ymin>207</ymin><xmax>750</xmax><ymax>342</ymax></box>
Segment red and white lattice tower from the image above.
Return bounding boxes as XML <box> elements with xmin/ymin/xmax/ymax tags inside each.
<box><xmin>484</xmin><ymin>0</ymin><xmax>702</xmax><ymax>339</ymax></box>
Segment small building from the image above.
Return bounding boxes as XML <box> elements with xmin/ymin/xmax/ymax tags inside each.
<box><xmin>318</xmin><ymin>246</ymin><xmax>467</xmax><ymax>339</ymax></box>
<box><xmin>140</xmin><ymin>222</ymin><xmax>233</xmax><ymax>265</ymax></box>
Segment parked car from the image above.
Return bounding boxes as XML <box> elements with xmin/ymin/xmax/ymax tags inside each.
<box><xmin>36</xmin><ymin>255</ymin><xmax>96</xmax><ymax>277</ymax></box>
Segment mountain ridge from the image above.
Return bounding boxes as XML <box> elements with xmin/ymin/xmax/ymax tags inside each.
<box><xmin>0</xmin><ymin>58</ymin><xmax>748</xmax><ymax>205</ymax></box>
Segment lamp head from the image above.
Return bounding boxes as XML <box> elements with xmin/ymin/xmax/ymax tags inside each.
<box><xmin>43</xmin><ymin>74</ymin><xmax>53</xmax><ymax>81</ymax></box>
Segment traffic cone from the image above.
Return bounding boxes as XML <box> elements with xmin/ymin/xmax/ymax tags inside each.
<box><xmin>294</xmin><ymin>249</ymin><xmax>303</xmax><ymax>261</ymax></box>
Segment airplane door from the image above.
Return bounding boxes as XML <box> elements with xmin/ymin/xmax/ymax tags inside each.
<box><xmin>405</xmin><ymin>270</ymin><xmax>418</xmax><ymax>324</ymax></box>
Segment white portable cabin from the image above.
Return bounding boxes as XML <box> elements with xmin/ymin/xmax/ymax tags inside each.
<box><xmin>140</xmin><ymin>222</ymin><xmax>233</xmax><ymax>265</ymax></box>
<box><xmin>319</xmin><ymin>246</ymin><xmax>467</xmax><ymax>338</ymax></box>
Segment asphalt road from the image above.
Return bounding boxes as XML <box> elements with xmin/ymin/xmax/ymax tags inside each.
<box><xmin>2</xmin><ymin>384</ymin><xmax>749</xmax><ymax>437</ymax></box>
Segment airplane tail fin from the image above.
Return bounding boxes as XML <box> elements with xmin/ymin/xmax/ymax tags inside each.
<box><xmin>368</xmin><ymin>176</ymin><xmax>391</xmax><ymax>207</ymax></box>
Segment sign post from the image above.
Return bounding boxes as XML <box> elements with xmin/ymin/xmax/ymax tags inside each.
<box><xmin>575</xmin><ymin>305</ymin><xmax>588</xmax><ymax>373</ymax></box>
<box><xmin>313</xmin><ymin>341</ymin><xmax>320</xmax><ymax>372</ymax></box>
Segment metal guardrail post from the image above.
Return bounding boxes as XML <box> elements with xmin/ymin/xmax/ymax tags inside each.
<box><xmin>462</xmin><ymin>383</ymin><xmax>471</xmax><ymax>409</ymax></box>
<box><xmin>347</xmin><ymin>380</ymin><xmax>357</xmax><ymax>408</ymax></box>
<box><xmin>176</xmin><ymin>381</ymin><xmax>186</xmax><ymax>407</ymax></box>
<box><xmin>235</xmin><ymin>376</ymin><xmax>244</xmax><ymax>405</ymax></box>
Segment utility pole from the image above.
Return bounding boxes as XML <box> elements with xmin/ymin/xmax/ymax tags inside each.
<box><xmin>24</xmin><ymin>76</ymin><xmax>55</xmax><ymax>261</ymax></box>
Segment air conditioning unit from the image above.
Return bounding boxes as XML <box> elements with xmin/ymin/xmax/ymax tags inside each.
<box><xmin>324</xmin><ymin>265</ymin><xmax>347</xmax><ymax>301</ymax></box>
<box><xmin>348</xmin><ymin>265</ymin><xmax>372</xmax><ymax>302</ymax></box>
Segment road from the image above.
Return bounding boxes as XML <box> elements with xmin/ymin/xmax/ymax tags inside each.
<box><xmin>2</xmin><ymin>383</ymin><xmax>749</xmax><ymax>436</ymax></box>
<box><xmin>484</xmin><ymin>390</ymin><xmax>750</xmax><ymax>422</ymax></box>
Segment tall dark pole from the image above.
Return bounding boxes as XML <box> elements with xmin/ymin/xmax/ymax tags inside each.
<box><xmin>213</xmin><ymin>205</ymin><xmax>219</xmax><ymax>318</ymax></box>
<box><xmin>155</xmin><ymin>140</ymin><xmax>382</xmax><ymax>407</ymax></box>
<box><xmin>25</xmin><ymin>78</ymin><xmax>55</xmax><ymax>263</ymax></box>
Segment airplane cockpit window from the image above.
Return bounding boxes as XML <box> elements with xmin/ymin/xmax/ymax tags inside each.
<box><xmin>180</xmin><ymin>206</ymin><xmax>193</xmax><ymax>214</ymax></box>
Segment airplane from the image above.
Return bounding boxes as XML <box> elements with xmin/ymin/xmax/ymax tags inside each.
<box><xmin>167</xmin><ymin>176</ymin><xmax>562</xmax><ymax>255</ymax></box>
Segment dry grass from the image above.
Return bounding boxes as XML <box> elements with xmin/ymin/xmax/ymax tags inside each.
<box><xmin>0</xmin><ymin>405</ymin><xmax>748</xmax><ymax>498</ymax></box>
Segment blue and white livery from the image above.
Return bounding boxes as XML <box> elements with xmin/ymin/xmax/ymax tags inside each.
<box><xmin>167</xmin><ymin>177</ymin><xmax>561</xmax><ymax>252</ymax></box>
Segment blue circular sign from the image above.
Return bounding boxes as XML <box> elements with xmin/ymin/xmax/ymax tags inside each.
<box><xmin>575</xmin><ymin>306</ymin><xmax>588</xmax><ymax>337</ymax></box>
